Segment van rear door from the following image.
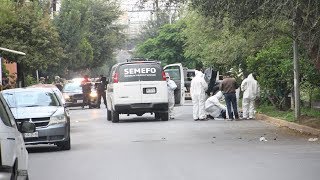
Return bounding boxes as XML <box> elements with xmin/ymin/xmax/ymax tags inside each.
<box><xmin>164</xmin><ymin>63</ymin><xmax>185</xmax><ymax>105</ymax></box>
<box><xmin>117</xmin><ymin>64</ymin><xmax>143</xmax><ymax>104</ymax></box>
<box><xmin>139</xmin><ymin>63</ymin><xmax>167</xmax><ymax>103</ymax></box>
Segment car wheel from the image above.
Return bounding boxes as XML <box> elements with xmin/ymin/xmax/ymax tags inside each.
<box><xmin>57</xmin><ymin>138</ymin><xmax>71</xmax><ymax>150</ymax></box>
<box><xmin>155</xmin><ymin>113</ymin><xmax>161</xmax><ymax>120</ymax></box>
<box><xmin>112</xmin><ymin>109</ymin><xmax>119</xmax><ymax>123</ymax></box>
<box><xmin>107</xmin><ymin>109</ymin><xmax>112</xmax><ymax>121</ymax></box>
<box><xmin>160</xmin><ymin>112</ymin><xmax>169</xmax><ymax>121</ymax></box>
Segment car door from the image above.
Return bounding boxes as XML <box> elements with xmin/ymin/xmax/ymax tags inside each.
<box><xmin>0</xmin><ymin>95</ymin><xmax>27</xmax><ymax>171</ymax></box>
<box><xmin>164</xmin><ymin>63</ymin><xmax>185</xmax><ymax>105</ymax></box>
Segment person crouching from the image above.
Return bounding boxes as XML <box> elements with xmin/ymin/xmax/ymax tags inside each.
<box><xmin>205</xmin><ymin>91</ymin><xmax>227</xmax><ymax>120</ymax></box>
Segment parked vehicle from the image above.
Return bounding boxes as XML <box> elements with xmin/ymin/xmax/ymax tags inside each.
<box><xmin>163</xmin><ymin>63</ymin><xmax>185</xmax><ymax>105</ymax></box>
<box><xmin>62</xmin><ymin>79</ymin><xmax>98</xmax><ymax>108</ymax></box>
<box><xmin>2</xmin><ymin>87</ymin><xmax>71</xmax><ymax>150</ymax></box>
<box><xmin>0</xmin><ymin>91</ymin><xmax>35</xmax><ymax>180</ymax></box>
<box><xmin>107</xmin><ymin>60</ymin><xmax>169</xmax><ymax>122</ymax></box>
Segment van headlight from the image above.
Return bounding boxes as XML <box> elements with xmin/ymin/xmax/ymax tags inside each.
<box><xmin>90</xmin><ymin>91</ymin><xmax>97</xmax><ymax>97</ymax></box>
<box><xmin>49</xmin><ymin>109</ymin><xmax>67</xmax><ymax>125</ymax></box>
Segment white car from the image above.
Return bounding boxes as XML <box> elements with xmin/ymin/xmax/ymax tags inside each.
<box><xmin>0</xmin><ymin>92</ymin><xmax>35</xmax><ymax>180</ymax></box>
<box><xmin>106</xmin><ymin>61</ymin><xmax>169</xmax><ymax>122</ymax></box>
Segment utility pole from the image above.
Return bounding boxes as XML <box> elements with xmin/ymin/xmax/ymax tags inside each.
<box><xmin>293</xmin><ymin>6</ymin><xmax>300</xmax><ymax>121</ymax></box>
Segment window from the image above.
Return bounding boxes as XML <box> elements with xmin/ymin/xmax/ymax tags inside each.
<box><xmin>3</xmin><ymin>91</ymin><xmax>60</xmax><ymax>108</ymax></box>
<box><xmin>165</xmin><ymin>66</ymin><xmax>181</xmax><ymax>80</ymax></box>
<box><xmin>0</xmin><ymin>98</ymin><xmax>12</xmax><ymax>127</ymax></box>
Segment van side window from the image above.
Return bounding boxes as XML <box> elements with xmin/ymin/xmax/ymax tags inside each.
<box><xmin>0</xmin><ymin>99</ymin><xmax>12</xmax><ymax>127</ymax></box>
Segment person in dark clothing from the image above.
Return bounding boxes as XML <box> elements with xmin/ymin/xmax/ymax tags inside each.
<box><xmin>220</xmin><ymin>72</ymin><xmax>239</xmax><ymax>120</ymax></box>
<box><xmin>81</xmin><ymin>75</ymin><xmax>92</xmax><ymax>109</ymax></box>
<box><xmin>96</xmin><ymin>75</ymin><xmax>107</xmax><ymax>108</ymax></box>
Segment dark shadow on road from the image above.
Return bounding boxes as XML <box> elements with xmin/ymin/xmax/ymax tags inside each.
<box><xmin>27</xmin><ymin>145</ymin><xmax>62</xmax><ymax>153</ymax></box>
<box><xmin>118</xmin><ymin>117</ymin><xmax>161</xmax><ymax>123</ymax></box>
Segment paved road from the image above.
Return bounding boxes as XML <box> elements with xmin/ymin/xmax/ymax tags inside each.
<box><xmin>28</xmin><ymin>101</ymin><xmax>320</xmax><ymax>180</ymax></box>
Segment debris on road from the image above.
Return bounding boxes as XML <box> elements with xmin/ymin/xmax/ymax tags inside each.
<box><xmin>260</xmin><ymin>136</ymin><xmax>267</xmax><ymax>142</ymax></box>
<box><xmin>308</xmin><ymin>138</ymin><xmax>318</xmax><ymax>142</ymax></box>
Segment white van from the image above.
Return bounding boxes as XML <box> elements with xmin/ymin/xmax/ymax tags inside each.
<box><xmin>0</xmin><ymin>92</ymin><xmax>35</xmax><ymax>180</ymax></box>
<box><xmin>106</xmin><ymin>61</ymin><xmax>169</xmax><ymax>122</ymax></box>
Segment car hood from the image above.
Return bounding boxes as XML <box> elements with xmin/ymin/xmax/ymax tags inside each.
<box><xmin>11</xmin><ymin>106</ymin><xmax>59</xmax><ymax>119</ymax></box>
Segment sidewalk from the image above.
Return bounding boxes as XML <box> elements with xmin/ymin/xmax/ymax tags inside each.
<box><xmin>256</xmin><ymin>113</ymin><xmax>320</xmax><ymax>136</ymax></box>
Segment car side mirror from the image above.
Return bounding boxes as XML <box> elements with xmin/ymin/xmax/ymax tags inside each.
<box><xmin>19</xmin><ymin>121</ymin><xmax>36</xmax><ymax>133</ymax></box>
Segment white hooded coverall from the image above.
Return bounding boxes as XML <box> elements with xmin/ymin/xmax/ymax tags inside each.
<box><xmin>167</xmin><ymin>77</ymin><xmax>177</xmax><ymax>119</ymax></box>
<box><xmin>205</xmin><ymin>91</ymin><xmax>226</xmax><ymax>118</ymax></box>
<box><xmin>190</xmin><ymin>70</ymin><xmax>208</xmax><ymax>120</ymax></box>
<box><xmin>241</xmin><ymin>73</ymin><xmax>260</xmax><ymax>119</ymax></box>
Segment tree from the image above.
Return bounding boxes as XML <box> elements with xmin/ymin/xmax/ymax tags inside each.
<box><xmin>135</xmin><ymin>21</ymin><xmax>193</xmax><ymax>66</ymax></box>
<box><xmin>189</xmin><ymin>0</ymin><xmax>320</xmax><ymax>71</ymax></box>
<box><xmin>55</xmin><ymin>0</ymin><xmax>124</xmax><ymax>73</ymax></box>
<box><xmin>0</xmin><ymin>1</ymin><xmax>64</xmax><ymax>76</ymax></box>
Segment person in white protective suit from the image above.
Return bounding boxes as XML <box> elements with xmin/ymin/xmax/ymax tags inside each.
<box><xmin>166</xmin><ymin>73</ymin><xmax>177</xmax><ymax>119</ymax></box>
<box><xmin>241</xmin><ymin>73</ymin><xmax>260</xmax><ymax>119</ymax></box>
<box><xmin>205</xmin><ymin>91</ymin><xmax>227</xmax><ymax>119</ymax></box>
<box><xmin>190</xmin><ymin>69</ymin><xmax>208</xmax><ymax>121</ymax></box>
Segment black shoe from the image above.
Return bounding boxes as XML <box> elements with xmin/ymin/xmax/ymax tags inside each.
<box><xmin>207</xmin><ymin>115</ymin><xmax>215</xmax><ymax>120</ymax></box>
<box><xmin>199</xmin><ymin>118</ymin><xmax>208</xmax><ymax>121</ymax></box>
<box><xmin>194</xmin><ymin>119</ymin><xmax>199</xmax><ymax>121</ymax></box>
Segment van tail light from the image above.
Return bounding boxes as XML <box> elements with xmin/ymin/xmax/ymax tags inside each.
<box><xmin>161</xmin><ymin>71</ymin><xmax>166</xmax><ymax>81</ymax></box>
<box><xmin>113</xmin><ymin>73</ymin><xmax>119</xmax><ymax>83</ymax></box>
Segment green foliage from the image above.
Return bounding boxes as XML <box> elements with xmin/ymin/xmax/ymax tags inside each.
<box><xmin>0</xmin><ymin>1</ymin><xmax>64</xmax><ymax>75</ymax></box>
<box><xmin>25</xmin><ymin>75</ymin><xmax>37</xmax><ymax>86</ymax></box>
<box><xmin>135</xmin><ymin>21</ymin><xmax>192</xmax><ymax>67</ymax></box>
<box><xmin>183</xmin><ymin>12</ymin><xmax>247</xmax><ymax>70</ymax></box>
<box><xmin>55</xmin><ymin>0</ymin><xmax>124</xmax><ymax>72</ymax></box>
<box><xmin>246</xmin><ymin>37</ymin><xmax>293</xmax><ymax>109</ymax></box>
<box><xmin>189</xmin><ymin>0</ymin><xmax>320</xmax><ymax>70</ymax></box>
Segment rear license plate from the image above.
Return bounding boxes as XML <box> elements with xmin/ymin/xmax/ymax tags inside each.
<box><xmin>24</xmin><ymin>132</ymin><xmax>38</xmax><ymax>138</ymax></box>
<box><xmin>144</xmin><ymin>87</ymin><xmax>156</xmax><ymax>94</ymax></box>
<box><xmin>77</xmin><ymin>100</ymin><xmax>83</xmax><ymax>103</ymax></box>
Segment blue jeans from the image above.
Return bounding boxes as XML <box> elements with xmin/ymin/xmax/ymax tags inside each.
<box><xmin>224</xmin><ymin>93</ymin><xmax>239</xmax><ymax>119</ymax></box>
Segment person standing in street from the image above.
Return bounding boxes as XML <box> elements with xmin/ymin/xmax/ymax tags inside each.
<box><xmin>166</xmin><ymin>73</ymin><xmax>177</xmax><ymax>119</ymax></box>
<box><xmin>220</xmin><ymin>72</ymin><xmax>239</xmax><ymax>120</ymax></box>
<box><xmin>241</xmin><ymin>73</ymin><xmax>260</xmax><ymax>119</ymax></box>
<box><xmin>97</xmin><ymin>75</ymin><xmax>108</xmax><ymax>108</ymax></box>
<box><xmin>81</xmin><ymin>75</ymin><xmax>92</xmax><ymax>109</ymax></box>
<box><xmin>190</xmin><ymin>68</ymin><xmax>208</xmax><ymax>121</ymax></box>
<box><xmin>205</xmin><ymin>91</ymin><xmax>227</xmax><ymax>120</ymax></box>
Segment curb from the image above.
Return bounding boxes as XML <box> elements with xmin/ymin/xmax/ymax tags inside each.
<box><xmin>256</xmin><ymin>113</ymin><xmax>320</xmax><ymax>136</ymax></box>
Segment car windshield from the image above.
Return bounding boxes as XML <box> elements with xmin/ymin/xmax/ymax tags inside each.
<box><xmin>3</xmin><ymin>91</ymin><xmax>60</xmax><ymax>108</ymax></box>
<box><xmin>63</xmin><ymin>82</ymin><xmax>82</xmax><ymax>92</ymax></box>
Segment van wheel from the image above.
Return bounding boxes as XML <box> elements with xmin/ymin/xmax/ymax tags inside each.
<box><xmin>107</xmin><ymin>109</ymin><xmax>111</xmax><ymax>121</ymax></box>
<box><xmin>57</xmin><ymin>138</ymin><xmax>71</xmax><ymax>150</ymax></box>
<box><xmin>155</xmin><ymin>113</ymin><xmax>161</xmax><ymax>120</ymax></box>
<box><xmin>160</xmin><ymin>112</ymin><xmax>169</xmax><ymax>121</ymax></box>
<box><xmin>112</xmin><ymin>110</ymin><xmax>119</xmax><ymax>123</ymax></box>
